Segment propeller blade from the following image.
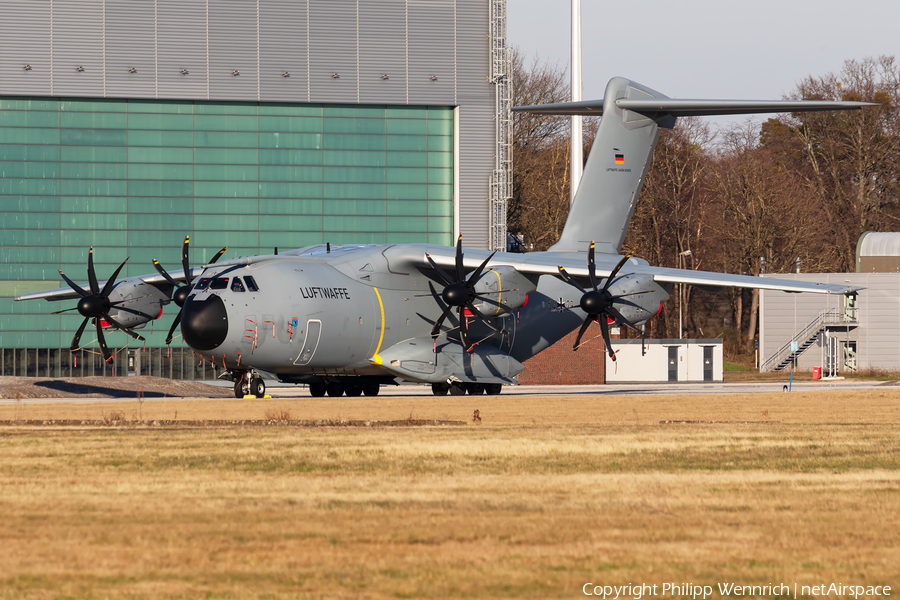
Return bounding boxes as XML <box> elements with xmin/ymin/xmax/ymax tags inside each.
<box><xmin>58</xmin><ymin>270</ymin><xmax>89</xmax><ymax>298</ymax></box>
<box><xmin>181</xmin><ymin>236</ymin><xmax>193</xmax><ymax>285</ymax></box>
<box><xmin>208</xmin><ymin>247</ymin><xmax>228</xmax><ymax>265</ymax></box>
<box><xmin>587</xmin><ymin>241</ymin><xmax>598</xmax><ymax>291</ymax></box>
<box><xmin>465</xmin><ymin>251</ymin><xmax>497</xmax><ymax>288</ymax></box>
<box><xmin>606</xmin><ymin>306</ymin><xmax>643</xmax><ymax>335</ymax></box>
<box><xmin>95</xmin><ymin>319</ymin><xmax>112</xmax><ymax>362</ymax></box>
<box><xmin>103</xmin><ymin>313</ymin><xmax>145</xmax><ymax>341</ymax></box>
<box><xmin>87</xmin><ymin>246</ymin><xmax>100</xmax><ymax>296</ymax></box>
<box><xmin>165</xmin><ymin>310</ymin><xmax>182</xmax><ymax>345</ymax></box>
<box><xmin>599</xmin><ymin>317</ymin><xmax>616</xmax><ymax>361</ymax></box>
<box><xmin>465</xmin><ymin>302</ymin><xmax>504</xmax><ymax>335</ymax></box>
<box><xmin>425</xmin><ymin>253</ymin><xmax>454</xmax><ymax>287</ymax></box>
<box><xmin>473</xmin><ymin>288</ymin><xmax>519</xmax><ymax>296</ymax></box>
<box><xmin>603</xmin><ymin>253</ymin><xmax>633</xmax><ymax>292</ymax></box>
<box><xmin>52</xmin><ymin>306</ymin><xmax>82</xmax><ymax>315</ymax></box>
<box><xmin>572</xmin><ymin>318</ymin><xmax>592</xmax><ymax>351</ymax></box>
<box><xmin>99</xmin><ymin>257</ymin><xmax>129</xmax><ymax>299</ymax></box>
<box><xmin>152</xmin><ymin>259</ymin><xmax>180</xmax><ymax>286</ymax></box>
<box><xmin>458</xmin><ymin>306</ymin><xmax>470</xmax><ymax>350</ymax></box>
<box><xmin>431</xmin><ymin>305</ymin><xmax>454</xmax><ymax>339</ymax></box>
<box><xmin>557</xmin><ymin>265</ymin><xmax>586</xmax><ymax>294</ymax></box>
<box><xmin>70</xmin><ymin>317</ymin><xmax>89</xmax><ymax>352</ymax></box>
<box><xmin>454</xmin><ymin>234</ymin><xmax>464</xmax><ymax>282</ymax></box>
<box><xmin>113</xmin><ymin>305</ymin><xmax>157</xmax><ymax>320</ymax></box>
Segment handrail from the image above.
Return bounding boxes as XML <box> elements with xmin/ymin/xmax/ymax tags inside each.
<box><xmin>760</xmin><ymin>309</ymin><xmax>850</xmax><ymax>372</ymax></box>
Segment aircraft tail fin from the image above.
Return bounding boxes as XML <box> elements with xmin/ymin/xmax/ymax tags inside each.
<box><xmin>513</xmin><ymin>77</ymin><xmax>875</xmax><ymax>254</ymax></box>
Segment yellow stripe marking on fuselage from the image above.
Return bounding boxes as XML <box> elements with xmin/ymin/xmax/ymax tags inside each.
<box><xmin>371</xmin><ymin>286</ymin><xmax>386</xmax><ymax>365</ymax></box>
<box><xmin>491</xmin><ymin>268</ymin><xmax>502</xmax><ymax>315</ymax></box>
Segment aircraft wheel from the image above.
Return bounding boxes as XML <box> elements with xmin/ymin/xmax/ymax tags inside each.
<box><xmin>344</xmin><ymin>382</ymin><xmax>363</xmax><ymax>397</ymax></box>
<box><xmin>250</xmin><ymin>378</ymin><xmax>266</xmax><ymax>398</ymax></box>
<box><xmin>234</xmin><ymin>377</ymin><xmax>250</xmax><ymax>398</ymax></box>
<box><xmin>466</xmin><ymin>383</ymin><xmax>485</xmax><ymax>395</ymax></box>
<box><xmin>309</xmin><ymin>383</ymin><xmax>327</xmax><ymax>397</ymax></box>
<box><xmin>326</xmin><ymin>382</ymin><xmax>344</xmax><ymax>397</ymax></box>
<box><xmin>431</xmin><ymin>383</ymin><xmax>449</xmax><ymax>396</ymax></box>
<box><xmin>363</xmin><ymin>383</ymin><xmax>380</xmax><ymax>396</ymax></box>
<box><xmin>448</xmin><ymin>382</ymin><xmax>466</xmax><ymax>396</ymax></box>
<box><xmin>485</xmin><ymin>383</ymin><xmax>503</xmax><ymax>395</ymax></box>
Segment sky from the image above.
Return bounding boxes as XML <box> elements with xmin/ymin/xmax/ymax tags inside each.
<box><xmin>508</xmin><ymin>0</ymin><xmax>900</xmax><ymax>132</ymax></box>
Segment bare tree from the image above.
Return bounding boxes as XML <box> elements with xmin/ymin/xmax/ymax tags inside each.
<box><xmin>766</xmin><ymin>56</ymin><xmax>900</xmax><ymax>271</ymax></box>
<box><xmin>712</xmin><ymin>122</ymin><xmax>823</xmax><ymax>350</ymax></box>
<box><xmin>626</xmin><ymin>117</ymin><xmax>715</xmax><ymax>338</ymax></box>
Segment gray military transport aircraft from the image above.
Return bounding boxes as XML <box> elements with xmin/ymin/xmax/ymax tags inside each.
<box><xmin>16</xmin><ymin>77</ymin><xmax>871</xmax><ymax>398</ymax></box>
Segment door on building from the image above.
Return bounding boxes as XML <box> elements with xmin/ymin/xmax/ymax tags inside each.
<box><xmin>668</xmin><ymin>346</ymin><xmax>678</xmax><ymax>382</ymax></box>
<box><xmin>703</xmin><ymin>346</ymin><xmax>713</xmax><ymax>382</ymax></box>
<box><xmin>843</xmin><ymin>341</ymin><xmax>858</xmax><ymax>371</ymax></box>
<box><xmin>127</xmin><ymin>349</ymin><xmax>139</xmax><ymax>376</ymax></box>
<box><xmin>843</xmin><ymin>293</ymin><xmax>858</xmax><ymax>322</ymax></box>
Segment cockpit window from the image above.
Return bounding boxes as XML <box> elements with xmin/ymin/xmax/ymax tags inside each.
<box><xmin>209</xmin><ymin>277</ymin><xmax>229</xmax><ymax>290</ymax></box>
<box><xmin>243</xmin><ymin>276</ymin><xmax>259</xmax><ymax>292</ymax></box>
<box><xmin>194</xmin><ymin>278</ymin><xmax>211</xmax><ymax>290</ymax></box>
<box><xmin>231</xmin><ymin>277</ymin><xmax>245</xmax><ymax>292</ymax></box>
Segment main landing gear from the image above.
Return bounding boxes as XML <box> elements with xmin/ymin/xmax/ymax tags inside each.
<box><xmin>431</xmin><ymin>382</ymin><xmax>502</xmax><ymax>396</ymax></box>
<box><xmin>233</xmin><ymin>372</ymin><xmax>266</xmax><ymax>398</ymax></box>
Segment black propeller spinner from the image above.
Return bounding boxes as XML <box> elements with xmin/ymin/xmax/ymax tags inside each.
<box><xmin>57</xmin><ymin>247</ymin><xmax>146</xmax><ymax>362</ymax></box>
<box><xmin>425</xmin><ymin>234</ymin><xmax>504</xmax><ymax>351</ymax></box>
<box><xmin>153</xmin><ymin>235</ymin><xmax>227</xmax><ymax>345</ymax></box>
<box><xmin>557</xmin><ymin>241</ymin><xmax>644</xmax><ymax>361</ymax></box>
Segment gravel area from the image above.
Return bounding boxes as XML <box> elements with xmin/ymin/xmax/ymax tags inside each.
<box><xmin>0</xmin><ymin>376</ymin><xmax>231</xmax><ymax>399</ymax></box>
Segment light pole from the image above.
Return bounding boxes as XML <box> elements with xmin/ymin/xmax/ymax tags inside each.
<box><xmin>678</xmin><ymin>249</ymin><xmax>692</xmax><ymax>339</ymax></box>
<box><xmin>570</xmin><ymin>0</ymin><xmax>582</xmax><ymax>205</ymax></box>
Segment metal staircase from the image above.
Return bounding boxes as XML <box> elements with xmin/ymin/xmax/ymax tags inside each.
<box><xmin>761</xmin><ymin>309</ymin><xmax>854</xmax><ymax>372</ymax></box>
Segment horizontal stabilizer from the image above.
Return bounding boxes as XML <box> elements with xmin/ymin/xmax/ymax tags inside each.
<box><xmin>513</xmin><ymin>98</ymin><xmax>876</xmax><ymax>117</ymax></box>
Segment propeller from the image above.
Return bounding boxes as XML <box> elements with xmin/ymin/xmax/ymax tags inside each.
<box><xmin>425</xmin><ymin>234</ymin><xmax>504</xmax><ymax>351</ymax></box>
<box><xmin>58</xmin><ymin>247</ymin><xmax>146</xmax><ymax>362</ymax></box>
<box><xmin>153</xmin><ymin>235</ymin><xmax>227</xmax><ymax>345</ymax></box>
<box><xmin>557</xmin><ymin>241</ymin><xmax>645</xmax><ymax>361</ymax></box>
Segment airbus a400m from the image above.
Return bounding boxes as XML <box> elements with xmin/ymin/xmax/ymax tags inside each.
<box><xmin>17</xmin><ymin>77</ymin><xmax>870</xmax><ymax>397</ymax></box>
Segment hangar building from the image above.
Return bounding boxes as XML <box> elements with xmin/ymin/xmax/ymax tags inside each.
<box><xmin>0</xmin><ymin>0</ymin><xmax>511</xmax><ymax>377</ymax></box>
<box><xmin>760</xmin><ymin>233</ymin><xmax>900</xmax><ymax>375</ymax></box>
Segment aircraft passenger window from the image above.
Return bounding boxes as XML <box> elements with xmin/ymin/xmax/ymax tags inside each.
<box><xmin>195</xmin><ymin>278</ymin><xmax>211</xmax><ymax>290</ymax></box>
<box><xmin>244</xmin><ymin>276</ymin><xmax>259</xmax><ymax>292</ymax></box>
<box><xmin>231</xmin><ymin>277</ymin><xmax>245</xmax><ymax>292</ymax></box>
<box><xmin>209</xmin><ymin>278</ymin><xmax>229</xmax><ymax>290</ymax></box>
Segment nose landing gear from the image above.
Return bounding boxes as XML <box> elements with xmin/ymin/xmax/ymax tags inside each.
<box><xmin>232</xmin><ymin>371</ymin><xmax>266</xmax><ymax>398</ymax></box>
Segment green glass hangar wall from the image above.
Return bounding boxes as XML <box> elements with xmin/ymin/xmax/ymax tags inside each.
<box><xmin>0</xmin><ymin>96</ymin><xmax>454</xmax><ymax>359</ymax></box>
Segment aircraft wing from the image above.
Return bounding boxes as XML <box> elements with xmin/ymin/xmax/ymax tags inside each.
<box><xmin>14</xmin><ymin>255</ymin><xmax>258</xmax><ymax>303</ymax></box>
<box><xmin>419</xmin><ymin>249</ymin><xmax>860</xmax><ymax>295</ymax></box>
<box><xmin>513</xmin><ymin>98</ymin><xmax>877</xmax><ymax>117</ymax></box>
<box><xmin>15</xmin><ymin>268</ymin><xmax>200</xmax><ymax>302</ymax></box>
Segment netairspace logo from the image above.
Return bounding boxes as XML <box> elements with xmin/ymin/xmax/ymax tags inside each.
<box><xmin>582</xmin><ymin>582</ymin><xmax>892</xmax><ymax>599</ymax></box>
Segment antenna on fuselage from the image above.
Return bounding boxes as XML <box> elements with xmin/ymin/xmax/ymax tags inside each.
<box><xmin>274</xmin><ymin>247</ymin><xmax>278</xmax><ymax>255</ymax></box>
<box><xmin>326</xmin><ymin>242</ymin><xmax>331</xmax><ymax>253</ymax></box>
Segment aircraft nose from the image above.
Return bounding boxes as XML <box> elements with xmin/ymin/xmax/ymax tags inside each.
<box><xmin>181</xmin><ymin>294</ymin><xmax>229</xmax><ymax>351</ymax></box>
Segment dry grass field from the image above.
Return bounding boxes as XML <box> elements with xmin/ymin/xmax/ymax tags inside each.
<box><xmin>1</xmin><ymin>389</ymin><xmax>899</xmax><ymax>599</ymax></box>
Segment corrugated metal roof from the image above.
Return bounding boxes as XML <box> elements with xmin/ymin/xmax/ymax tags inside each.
<box><xmin>858</xmin><ymin>232</ymin><xmax>900</xmax><ymax>257</ymax></box>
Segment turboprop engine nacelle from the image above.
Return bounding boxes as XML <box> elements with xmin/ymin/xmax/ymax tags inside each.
<box><xmin>472</xmin><ymin>266</ymin><xmax>537</xmax><ymax>316</ymax></box>
<box><xmin>606</xmin><ymin>274</ymin><xmax>670</xmax><ymax>325</ymax></box>
<box><xmin>103</xmin><ymin>280</ymin><xmax>169</xmax><ymax>329</ymax></box>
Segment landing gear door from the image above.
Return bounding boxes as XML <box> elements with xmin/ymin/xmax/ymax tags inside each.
<box><xmin>293</xmin><ymin>319</ymin><xmax>322</xmax><ymax>365</ymax></box>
